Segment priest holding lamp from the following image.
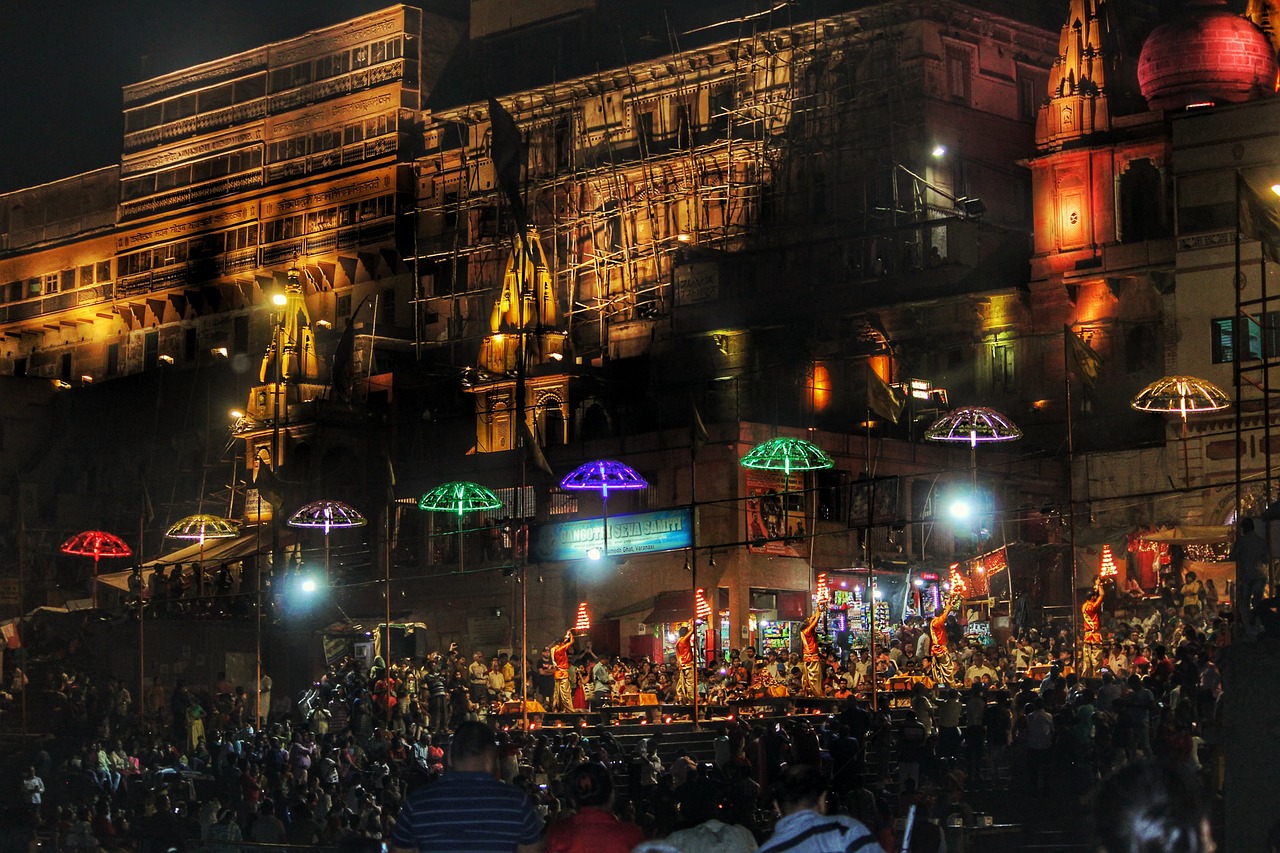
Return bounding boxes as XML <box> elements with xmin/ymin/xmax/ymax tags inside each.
<box><xmin>800</xmin><ymin>609</ymin><xmax>823</xmax><ymax>697</ymax></box>
<box><xmin>675</xmin><ymin>623</ymin><xmax>696</xmax><ymax>704</ymax></box>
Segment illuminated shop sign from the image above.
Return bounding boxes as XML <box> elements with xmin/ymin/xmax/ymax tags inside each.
<box><xmin>532</xmin><ymin>507</ymin><xmax>693</xmax><ymax>561</ymax></box>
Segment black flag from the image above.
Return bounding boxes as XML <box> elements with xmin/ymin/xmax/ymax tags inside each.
<box><xmin>330</xmin><ymin>295</ymin><xmax>370</xmax><ymax>402</ymax></box>
<box><xmin>488</xmin><ymin>97</ymin><xmax>528</xmax><ymax>236</ymax></box>
<box><xmin>1239</xmin><ymin>175</ymin><xmax>1280</xmax><ymax>263</ymax></box>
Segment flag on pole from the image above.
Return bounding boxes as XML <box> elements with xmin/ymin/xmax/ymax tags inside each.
<box><xmin>253</xmin><ymin>449</ymin><xmax>285</xmax><ymax>508</ymax></box>
<box><xmin>1239</xmin><ymin>174</ymin><xmax>1280</xmax><ymax>263</ymax></box>
<box><xmin>488</xmin><ymin>97</ymin><xmax>529</xmax><ymax>237</ymax></box>
<box><xmin>866</xmin><ymin>363</ymin><xmax>904</xmax><ymax>424</ymax></box>
<box><xmin>690</xmin><ymin>402</ymin><xmax>710</xmax><ymax>458</ymax></box>
<box><xmin>521</xmin><ymin>419</ymin><xmax>553</xmax><ymax>476</ymax></box>
<box><xmin>1066</xmin><ymin>325</ymin><xmax>1103</xmax><ymax>388</ymax></box>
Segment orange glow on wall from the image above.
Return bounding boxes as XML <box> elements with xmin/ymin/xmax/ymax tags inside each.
<box><xmin>808</xmin><ymin>362</ymin><xmax>832</xmax><ymax>412</ymax></box>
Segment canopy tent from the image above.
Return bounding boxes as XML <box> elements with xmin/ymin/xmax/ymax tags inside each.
<box><xmin>96</xmin><ymin>527</ymin><xmax>291</xmax><ymax>592</ymax></box>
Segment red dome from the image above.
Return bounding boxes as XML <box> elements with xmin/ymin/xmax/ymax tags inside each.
<box><xmin>1138</xmin><ymin>0</ymin><xmax>1277</xmax><ymax>110</ymax></box>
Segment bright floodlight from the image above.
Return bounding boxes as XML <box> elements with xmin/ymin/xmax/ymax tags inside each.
<box><xmin>301</xmin><ymin>578</ymin><xmax>319</xmax><ymax>593</ymax></box>
<box><xmin>586</xmin><ymin>547</ymin><xmax>602</xmax><ymax>561</ymax></box>
<box><xmin>949</xmin><ymin>498</ymin><xmax>972</xmax><ymax>520</ymax></box>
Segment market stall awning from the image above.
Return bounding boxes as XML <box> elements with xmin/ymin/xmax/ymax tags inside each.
<box><xmin>1138</xmin><ymin>525</ymin><xmax>1231</xmax><ymax>545</ymax></box>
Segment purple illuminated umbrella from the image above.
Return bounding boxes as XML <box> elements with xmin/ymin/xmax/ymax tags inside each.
<box><xmin>288</xmin><ymin>500</ymin><xmax>367</xmax><ymax>582</ymax></box>
<box><xmin>61</xmin><ymin>530</ymin><xmax>133</xmax><ymax>609</ymax></box>
<box><xmin>560</xmin><ymin>460</ymin><xmax>648</xmax><ymax>557</ymax></box>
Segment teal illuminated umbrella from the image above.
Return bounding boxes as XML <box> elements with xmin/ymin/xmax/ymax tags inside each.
<box><xmin>739</xmin><ymin>437</ymin><xmax>834</xmax><ymax>474</ymax></box>
<box><xmin>417</xmin><ymin>482</ymin><xmax>503</xmax><ymax>571</ymax></box>
<box><xmin>61</xmin><ymin>530</ymin><xmax>133</xmax><ymax>609</ymax></box>
<box><xmin>560</xmin><ymin>460</ymin><xmax>648</xmax><ymax>558</ymax></box>
<box><xmin>738</xmin><ymin>437</ymin><xmax>832</xmax><ymax>548</ymax></box>
<box><xmin>288</xmin><ymin>500</ymin><xmax>367</xmax><ymax>582</ymax></box>
<box><xmin>166</xmin><ymin>514</ymin><xmax>242</xmax><ymax>599</ymax></box>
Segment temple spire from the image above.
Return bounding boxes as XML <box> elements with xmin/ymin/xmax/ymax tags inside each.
<box><xmin>1037</xmin><ymin>0</ymin><xmax>1142</xmax><ymax>149</ymax></box>
<box><xmin>1247</xmin><ymin>0</ymin><xmax>1280</xmax><ymax>55</ymax></box>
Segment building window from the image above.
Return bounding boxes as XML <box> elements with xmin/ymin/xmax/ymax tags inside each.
<box><xmin>233</xmin><ymin>315</ymin><xmax>250</xmax><ymax>355</ymax></box>
<box><xmin>1119</xmin><ymin>159</ymin><xmax>1165</xmax><ymax>243</ymax></box>
<box><xmin>144</xmin><ymin>331</ymin><xmax>159</xmax><ymax>370</ymax></box>
<box><xmin>991</xmin><ymin>342</ymin><xmax>1015</xmax><ymax>393</ymax></box>
<box><xmin>1212</xmin><ymin>313</ymin><xmax>1280</xmax><ymax>363</ymax></box>
<box><xmin>1018</xmin><ymin>71</ymin><xmax>1044</xmax><ymax>119</ymax></box>
<box><xmin>636</xmin><ymin>109</ymin><xmax>655</xmax><ymax>156</ymax></box>
<box><xmin>107</xmin><ymin>343</ymin><xmax>120</xmax><ymax>377</ymax></box>
<box><xmin>945</xmin><ymin>45</ymin><xmax>973</xmax><ymax>104</ymax></box>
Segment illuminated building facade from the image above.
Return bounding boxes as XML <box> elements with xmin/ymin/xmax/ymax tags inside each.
<box><xmin>1</xmin><ymin>1</ymin><xmax>1083</xmax><ymax>659</ymax></box>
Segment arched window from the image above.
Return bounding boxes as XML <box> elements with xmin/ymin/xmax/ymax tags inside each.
<box><xmin>1119</xmin><ymin>159</ymin><xmax>1165</xmax><ymax>243</ymax></box>
<box><xmin>542</xmin><ymin>399</ymin><xmax>566</xmax><ymax>446</ymax></box>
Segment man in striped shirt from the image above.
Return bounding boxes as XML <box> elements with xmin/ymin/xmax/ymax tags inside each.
<box><xmin>390</xmin><ymin>721</ymin><xmax>543</xmax><ymax>853</ymax></box>
<box><xmin>757</xmin><ymin>764</ymin><xmax>877</xmax><ymax>853</ymax></box>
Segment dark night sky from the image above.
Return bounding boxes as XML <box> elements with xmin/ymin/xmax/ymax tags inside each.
<box><xmin>0</xmin><ymin>0</ymin><xmax>1175</xmax><ymax>199</ymax></box>
<box><xmin>0</xmin><ymin>0</ymin><xmax>396</xmax><ymax>195</ymax></box>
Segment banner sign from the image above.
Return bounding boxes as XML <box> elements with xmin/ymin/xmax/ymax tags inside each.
<box><xmin>745</xmin><ymin>468</ymin><xmax>808</xmax><ymax>557</ymax></box>
<box><xmin>532</xmin><ymin>507</ymin><xmax>693</xmax><ymax>561</ymax></box>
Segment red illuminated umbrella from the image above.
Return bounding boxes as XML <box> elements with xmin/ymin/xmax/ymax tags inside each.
<box><xmin>61</xmin><ymin>530</ymin><xmax>132</xmax><ymax>608</ymax></box>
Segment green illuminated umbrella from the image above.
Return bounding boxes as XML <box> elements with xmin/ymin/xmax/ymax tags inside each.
<box><xmin>739</xmin><ymin>437</ymin><xmax>834</xmax><ymax>474</ymax></box>
<box><xmin>417</xmin><ymin>482</ymin><xmax>502</xmax><ymax>571</ymax></box>
<box><xmin>739</xmin><ymin>437</ymin><xmax>832</xmax><ymax>550</ymax></box>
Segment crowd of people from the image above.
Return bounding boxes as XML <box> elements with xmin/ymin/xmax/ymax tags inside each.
<box><xmin>0</xmin><ymin>557</ymin><xmax>1246</xmax><ymax>853</ymax></box>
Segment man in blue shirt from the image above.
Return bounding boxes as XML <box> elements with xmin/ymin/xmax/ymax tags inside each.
<box><xmin>758</xmin><ymin>764</ymin><xmax>877</xmax><ymax>853</ymax></box>
<box><xmin>390</xmin><ymin>721</ymin><xmax>543</xmax><ymax>853</ymax></box>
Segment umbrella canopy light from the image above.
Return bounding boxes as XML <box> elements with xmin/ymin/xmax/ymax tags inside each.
<box><xmin>925</xmin><ymin>406</ymin><xmax>1022</xmax><ymax>447</ymax></box>
<box><xmin>61</xmin><ymin>530</ymin><xmax>132</xmax><ymax>560</ymax></box>
<box><xmin>738</xmin><ymin>437</ymin><xmax>834</xmax><ymax>474</ymax></box>
<box><xmin>62</xmin><ymin>529</ymin><xmax>133</xmax><ymax>610</ymax></box>
<box><xmin>1130</xmin><ymin>375</ymin><xmax>1230</xmax><ymax>419</ymax></box>
<box><xmin>165</xmin><ymin>514</ymin><xmax>241</xmax><ymax>541</ymax></box>
<box><xmin>417</xmin><ymin>481</ymin><xmax>503</xmax><ymax>515</ymax></box>
<box><xmin>560</xmin><ymin>460</ymin><xmax>648</xmax><ymax>495</ymax></box>
<box><xmin>288</xmin><ymin>499</ymin><xmax>368</xmax><ymax>533</ymax></box>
